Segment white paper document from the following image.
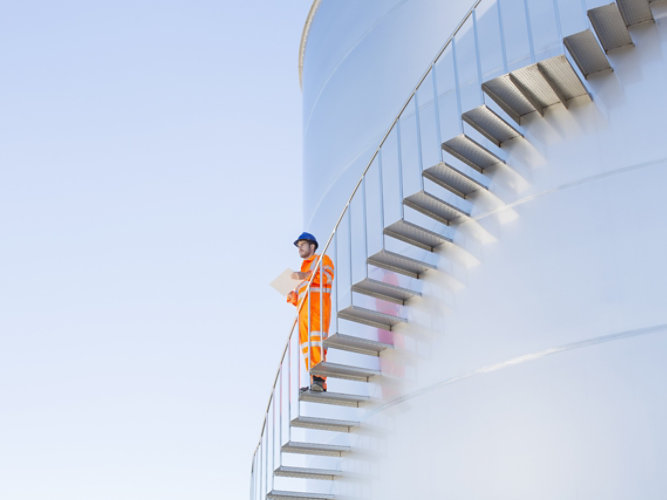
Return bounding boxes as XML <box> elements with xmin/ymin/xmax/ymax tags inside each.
<box><xmin>270</xmin><ymin>268</ymin><xmax>300</xmax><ymax>296</ymax></box>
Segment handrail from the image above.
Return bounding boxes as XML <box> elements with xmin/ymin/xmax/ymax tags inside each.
<box><xmin>251</xmin><ymin>0</ymin><xmax>488</xmax><ymax>459</ymax></box>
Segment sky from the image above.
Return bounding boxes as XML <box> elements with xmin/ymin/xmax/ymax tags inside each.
<box><xmin>0</xmin><ymin>1</ymin><xmax>311</xmax><ymax>498</ymax></box>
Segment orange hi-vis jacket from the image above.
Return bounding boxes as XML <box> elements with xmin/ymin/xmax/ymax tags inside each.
<box><xmin>287</xmin><ymin>253</ymin><xmax>334</xmax><ymax>378</ymax></box>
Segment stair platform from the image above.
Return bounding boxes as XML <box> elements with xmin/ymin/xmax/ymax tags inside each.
<box><xmin>338</xmin><ymin>304</ymin><xmax>405</xmax><ymax>330</ymax></box>
<box><xmin>291</xmin><ymin>415</ymin><xmax>359</xmax><ymax>432</ymax></box>
<box><xmin>311</xmin><ymin>361</ymin><xmax>380</xmax><ymax>382</ymax></box>
<box><xmin>442</xmin><ymin>134</ymin><xmax>506</xmax><ymax>172</ymax></box>
<box><xmin>282</xmin><ymin>441</ymin><xmax>350</xmax><ymax>457</ymax></box>
<box><xmin>351</xmin><ymin>277</ymin><xmax>420</xmax><ymax>305</ymax></box>
<box><xmin>368</xmin><ymin>249</ymin><xmax>435</xmax><ymax>279</ymax></box>
<box><xmin>462</xmin><ymin>105</ymin><xmax>522</xmax><ymax>146</ymax></box>
<box><xmin>564</xmin><ymin>29</ymin><xmax>612</xmax><ymax>77</ymax></box>
<box><xmin>588</xmin><ymin>3</ymin><xmax>634</xmax><ymax>52</ymax></box>
<box><xmin>299</xmin><ymin>390</ymin><xmax>369</xmax><ymax>407</ymax></box>
<box><xmin>423</xmin><ymin>162</ymin><xmax>488</xmax><ymax>199</ymax></box>
<box><xmin>274</xmin><ymin>465</ymin><xmax>341</xmax><ymax>480</ymax></box>
<box><xmin>404</xmin><ymin>191</ymin><xmax>469</xmax><ymax>226</ymax></box>
<box><xmin>617</xmin><ymin>0</ymin><xmax>654</xmax><ymax>26</ymax></box>
<box><xmin>267</xmin><ymin>490</ymin><xmax>335</xmax><ymax>500</ymax></box>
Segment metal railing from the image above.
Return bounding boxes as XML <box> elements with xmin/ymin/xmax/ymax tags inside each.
<box><xmin>249</xmin><ymin>0</ymin><xmax>606</xmax><ymax>496</ymax></box>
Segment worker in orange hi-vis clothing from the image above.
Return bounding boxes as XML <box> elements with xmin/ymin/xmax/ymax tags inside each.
<box><xmin>286</xmin><ymin>232</ymin><xmax>334</xmax><ymax>393</ymax></box>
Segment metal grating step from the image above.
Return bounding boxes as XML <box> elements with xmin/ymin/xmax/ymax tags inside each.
<box><xmin>404</xmin><ymin>191</ymin><xmax>469</xmax><ymax>226</ymax></box>
<box><xmin>282</xmin><ymin>441</ymin><xmax>350</xmax><ymax>457</ymax></box>
<box><xmin>311</xmin><ymin>360</ymin><xmax>381</xmax><ymax>382</ymax></box>
<box><xmin>267</xmin><ymin>490</ymin><xmax>335</xmax><ymax>500</ymax></box>
<box><xmin>368</xmin><ymin>249</ymin><xmax>436</xmax><ymax>279</ymax></box>
<box><xmin>384</xmin><ymin>219</ymin><xmax>451</xmax><ymax>251</ymax></box>
<box><xmin>274</xmin><ymin>466</ymin><xmax>341</xmax><ymax>481</ymax></box>
<box><xmin>338</xmin><ymin>304</ymin><xmax>405</xmax><ymax>330</ymax></box>
<box><xmin>299</xmin><ymin>390</ymin><xmax>369</xmax><ymax>407</ymax></box>
<box><xmin>423</xmin><ymin>162</ymin><xmax>488</xmax><ymax>199</ymax></box>
<box><xmin>324</xmin><ymin>331</ymin><xmax>393</xmax><ymax>356</ymax></box>
<box><xmin>442</xmin><ymin>134</ymin><xmax>506</xmax><ymax>173</ymax></box>
<box><xmin>564</xmin><ymin>29</ymin><xmax>613</xmax><ymax>77</ymax></box>
<box><xmin>482</xmin><ymin>74</ymin><xmax>537</xmax><ymax>123</ymax></box>
<box><xmin>291</xmin><ymin>415</ymin><xmax>359</xmax><ymax>432</ymax></box>
<box><xmin>351</xmin><ymin>276</ymin><xmax>419</xmax><ymax>305</ymax></box>
<box><xmin>588</xmin><ymin>3</ymin><xmax>634</xmax><ymax>52</ymax></box>
<box><xmin>617</xmin><ymin>0</ymin><xmax>654</xmax><ymax>26</ymax></box>
<box><xmin>536</xmin><ymin>55</ymin><xmax>590</xmax><ymax>107</ymax></box>
<box><xmin>462</xmin><ymin>105</ymin><xmax>522</xmax><ymax>146</ymax></box>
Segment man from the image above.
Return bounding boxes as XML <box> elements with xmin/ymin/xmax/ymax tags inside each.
<box><xmin>287</xmin><ymin>232</ymin><xmax>334</xmax><ymax>392</ymax></box>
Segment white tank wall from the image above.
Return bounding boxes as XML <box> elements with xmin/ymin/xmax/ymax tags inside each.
<box><xmin>301</xmin><ymin>0</ymin><xmax>472</xmax><ymax>235</ymax></box>
<box><xmin>337</xmin><ymin>13</ymin><xmax>667</xmax><ymax>499</ymax></box>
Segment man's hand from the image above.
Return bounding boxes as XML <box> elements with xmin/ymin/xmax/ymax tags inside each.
<box><xmin>291</xmin><ymin>271</ymin><xmax>311</xmax><ymax>280</ymax></box>
<box><xmin>286</xmin><ymin>291</ymin><xmax>298</xmax><ymax>305</ymax></box>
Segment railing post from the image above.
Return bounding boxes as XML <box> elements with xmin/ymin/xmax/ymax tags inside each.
<box><xmin>497</xmin><ymin>0</ymin><xmax>509</xmax><ymax>73</ymax></box>
<box><xmin>334</xmin><ymin>232</ymin><xmax>339</xmax><ymax>333</ymax></box>
<box><xmin>552</xmin><ymin>0</ymin><xmax>563</xmax><ymax>41</ymax></box>
<box><xmin>396</xmin><ymin>121</ymin><xmax>405</xmax><ymax>219</ymax></box>
<box><xmin>362</xmin><ymin>176</ymin><xmax>369</xmax><ymax>276</ymax></box>
<box><xmin>413</xmin><ymin>95</ymin><xmax>425</xmax><ymax>187</ymax></box>
<box><xmin>378</xmin><ymin>150</ymin><xmax>386</xmax><ymax>231</ymax></box>
<box><xmin>523</xmin><ymin>0</ymin><xmax>536</xmax><ymax>62</ymax></box>
<box><xmin>452</xmin><ymin>38</ymin><xmax>463</xmax><ymax>133</ymax></box>
<box><xmin>430</xmin><ymin>64</ymin><xmax>444</xmax><ymax>162</ymax></box>
<box><xmin>472</xmin><ymin>10</ymin><xmax>485</xmax><ymax>102</ymax></box>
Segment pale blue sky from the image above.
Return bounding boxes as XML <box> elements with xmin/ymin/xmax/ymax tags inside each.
<box><xmin>0</xmin><ymin>1</ymin><xmax>311</xmax><ymax>498</ymax></box>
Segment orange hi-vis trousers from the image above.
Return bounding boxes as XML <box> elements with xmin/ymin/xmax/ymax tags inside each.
<box><xmin>289</xmin><ymin>253</ymin><xmax>334</xmax><ymax>381</ymax></box>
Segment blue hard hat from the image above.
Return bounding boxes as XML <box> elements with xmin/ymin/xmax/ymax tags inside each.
<box><xmin>294</xmin><ymin>232</ymin><xmax>318</xmax><ymax>250</ymax></box>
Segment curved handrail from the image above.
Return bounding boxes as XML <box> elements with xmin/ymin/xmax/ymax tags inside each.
<box><xmin>251</xmin><ymin>0</ymin><xmax>487</xmax><ymax>459</ymax></box>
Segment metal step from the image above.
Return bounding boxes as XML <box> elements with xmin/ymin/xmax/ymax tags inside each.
<box><xmin>311</xmin><ymin>360</ymin><xmax>381</xmax><ymax>382</ymax></box>
<box><xmin>368</xmin><ymin>249</ymin><xmax>436</xmax><ymax>279</ymax></box>
<box><xmin>384</xmin><ymin>219</ymin><xmax>451</xmax><ymax>251</ymax></box>
<box><xmin>482</xmin><ymin>74</ymin><xmax>537</xmax><ymax>123</ymax></box>
<box><xmin>351</xmin><ymin>277</ymin><xmax>419</xmax><ymax>305</ymax></box>
<box><xmin>338</xmin><ymin>304</ymin><xmax>405</xmax><ymax>330</ymax></box>
<box><xmin>324</xmin><ymin>331</ymin><xmax>393</xmax><ymax>356</ymax></box>
<box><xmin>588</xmin><ymin>3</ymin><xmax>634</xmax><ymax>52</ymax></box>
<box><xmin>423</xmin><ymin>162</ymin><xmax>488</xmax><ymax>199</ymax></box>
<box><xmin>267</xmin><ymin>490</ymin><xmax>335</xmax><ymax>500</ymax></box>
<box><xmin>462</xmin><ymin>105</ymin><xmax>523</xmax><ymax>146</ymax></box>
<box><xmin>404</xmin><ymin>191</ymin><xmax>469</xmax><ymax>226</ymax></box>
<box><xmin>535</xmin><ymin>55</ymin><xmax>589</xmax><ymax>108</ymax></box>
<box><xmin>299</xmin><ymin>390</ymin><xmax>369</xmax><ymax>407</ymax></box>
<box><xmin>617</xmin><ymin>0</ymin><xmax>654</xmax><ymax>26</ymax></box>
<box><xmin>274</xmin><ymin>466</ymin><xmax>341</xmax><ymax>481</ymax></box>
<box><xmin>564</xmin><ymin>29</ymin><xmax>613</xmax><ymax>77</ymax></box>
<box><xmin>442</xmin><ymin>134</ymin><xmax>506</xmax><ymax>173</ymax></box>
<box><xmin>282</xmin><ymin>441</ymin><xmax>350</xmax><ymax>457</ymax></box>
<box><xmin>291</xmin><ymin>415</ymin><xmax>359</xmax><ymax>432</ymax></box>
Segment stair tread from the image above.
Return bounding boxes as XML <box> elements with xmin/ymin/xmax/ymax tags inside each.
<box><xmin>274</xmin><ymin>465</ymin><xmax>341</xmax><ymax>480</ymax></box>
<box><xmin>267</xmin><ymin>490</ymin><xmax>335</xmax><ymax>500</ymax></box>
<box><xmin>282</xmin><ymin>440</ymin><xmax>350</xmax><ymax>457</ymax></box>
<box><xmin>588</xmin><ymin>3</ymin><xmax>633</xmax><ymax>52</ymax></box>
<box><xmin>351</xmin><ymin>276</ymin><xmax>420</xmax><ymax>304</ymax></box>
<box><xmin>299</xmin><ymin>390</ymin><xmax>369</xmax><ymax>407</ymax></box>
<box><xmin>368</xmin><ymin>249</ymin><xmax>435</xmax><ymax>279</ymax></box>
<box><xmin>338</xmin><ymin>304</ymin><xmax>405</xmax><ymax>330</ymax></box>
<box><xmin>536</xmin><ymin>55</ymin><xmax>589</xmax><ymax>104</ymax></box>
<box><xmin>564</xmin><ymin>29</ymin><xmax>612</xmax><ymax>77</ymax></box>
<box><xmin>462</xmin><ymin>105</ymin><xmax>522</xmax><ymax>146</ymax></box>
<box><xmin>291</xmin><ymin>415</ymin><xmax>360</xmax><ymax>431</ymax></box>
<box><xmin>404</xmin><ymin>190</ymin><xmax>469</xmax><ymax>226</ymax></box>
<box><xmin>442</xmin><ymin>134</ymin><xmax>505</xmax><ymax>172</ymax></box>
<box><xmin>482</xmin><ymin>74</ymin><xmax>536</xmax><ymax>123</ymax></box>
<box><xmin>617</xmin><ymin>0</ymin><xmax>654</xmax><ymax>26</ymax></box>
<box><xmin>423</xmin><ymin>161</ymin><xmax>488</xmax><ymax>198</ymax></box>
<box><xmin>324</xmin><ymin>331</ymin><xmax>393</xmax><ymax>356</ymax></box>
<box><xmin>311</xmin><ymin>360</ymin><xmax>381</xmax><ymax>381</ymax></box>
<box><xmin>384</xmin><ymin>219</ymin><xmax>451</xmax><ymax>252</ymax></box>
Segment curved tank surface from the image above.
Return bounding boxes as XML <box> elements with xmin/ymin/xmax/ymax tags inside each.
<box><xmin>251</xmin><ymin>0</ymin><xmax>667</xmax><ymax>498</ymax></box>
